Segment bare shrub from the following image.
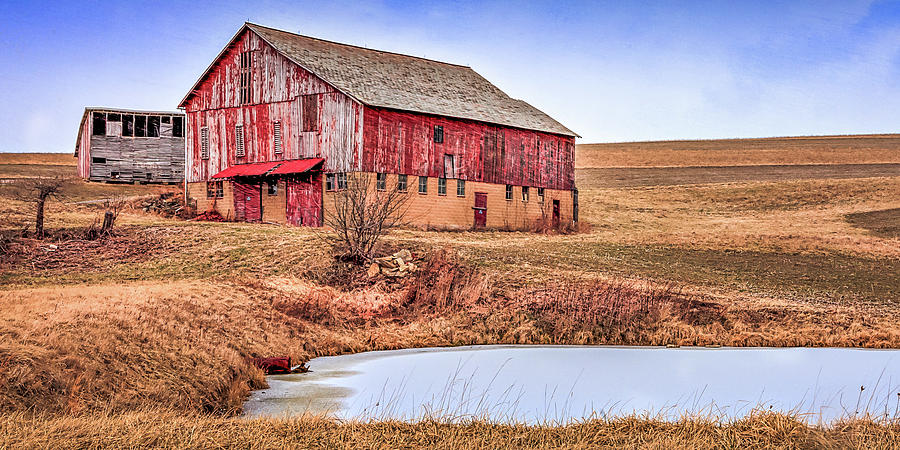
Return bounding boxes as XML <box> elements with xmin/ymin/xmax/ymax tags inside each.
<box><xmin>14</xmin><ymin>177</ymin><xmax>71</xmax><ymax>238</ymax></box>
<box><xmin>324</xmin><ymin>173</ymin><xmax>409</xmax><ymax>264</ymax></box>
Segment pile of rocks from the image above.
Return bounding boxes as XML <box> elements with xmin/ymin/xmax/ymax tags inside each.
<box><xmin>367</xmin><ymin>249</ymin><xmax>417</xmax><ymax>278</ymax></box>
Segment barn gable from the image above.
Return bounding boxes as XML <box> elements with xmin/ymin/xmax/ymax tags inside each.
<box><xmin>181</xmin><ymin>23</ymin><xmax>576</xmax><ymax>138</ymax></box>
<box><xmin>182</xmin><ymin>27</ymin><xmax>363</xmax><ymax>182</ymax></box>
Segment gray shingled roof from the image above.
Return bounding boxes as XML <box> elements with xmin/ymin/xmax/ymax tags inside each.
<box><xmin>246</xmin><ymin>23</ymin><xmax>577</xmax><ymax>137</ymax></box>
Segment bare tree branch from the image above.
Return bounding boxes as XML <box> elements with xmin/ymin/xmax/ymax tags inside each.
<box><xmin>14</xmin><ymin>177</ymin><xmax>71</xmax><ymax>238</ymax></box>
<box><xmin>324</xmin><ymin>173</ymin><xmax>409</xmax><ymax>264</ymax></box>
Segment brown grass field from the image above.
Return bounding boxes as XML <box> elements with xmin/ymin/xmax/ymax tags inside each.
<box><xmin>576</xmin><ymin>134</ymin><xmax>900</xmax><ymax>168</ymax></box>
<box><xmin>1</xmin><ymin>136</ymin><xmax>900</xmax><ymax>447</ymax></box>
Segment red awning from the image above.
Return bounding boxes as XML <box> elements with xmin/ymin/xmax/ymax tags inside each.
<box><xmin>210</xmin><ymin>161</ymin><xmax>283</xmax><ymax>179</ymax></box>
<box><xmin>269</xmin><ymin>158</ymin><xmax>324</xmax><ymax>175</ymax></box>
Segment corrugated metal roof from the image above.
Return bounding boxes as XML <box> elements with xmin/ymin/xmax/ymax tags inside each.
<box><xmin>211</xmin><ymin>161</ymin><xmax>283</xmax><ymax>179</ymax></box>
<box><xmin>268</xmin><ymin>158</ymin><xmax>324</xmax><ymax>175</ymax></box>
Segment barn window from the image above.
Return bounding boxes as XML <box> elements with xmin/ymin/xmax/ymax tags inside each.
<box><xmin>302</xmin><ymin>94</ymin><xmax>318</xmax><ymax>132</ymax></box>
<box><xmin>235</xmin><ymin>125</ymin><xmax>245</xmax><ymax>157</ymax></box>
<box><xmin>336</xmin><ymin>173</ymin><xmax>347</xmax><ymax>190</ymax></box>
<box><xmin>206</xmin><ymin>181</ymin><xmax>223</xmax><ymax>198</ymax></box>
<box><xmin>325</xmin><ymin>173</ymin><xmax>335</xmax><ymax>191</ymax></box>
<box><xmin>107</xmin><ymin>113</ymin><xmax>121</xmax><ymax>122</ymax></box>
<box><xmin>418</xmin><ymin>176</ymin><xmax>428</xmax><ymax>194</ymax></box>
<box><xmin>161</xmin><ymin>116</ymin><xmax>170</xmax><ymax>124</ymax></box>
<box><xmin>397</xmin><ymin>174</ymin><xmax>408</xmax><ymax>192</ymax></box>
<box><xmin>172</xmin><ymin>117</ymin><xmax>183</xmax><ymax>138</ymax></box>
<box><xmin>267</xmin><ymin>182</ymin><xmax>278</xmax><ymax>196</ymax></box>
<box><xmin>537</xmin><ymin>187</ymin><xmax>545</xmax><ymax>202</ymax></box>
<box><xmin>433</xmin><ymin>125</ymin><xmax>443</xmax><ymax>143</ymax></box>
<box><xmin>457</xmin><ymin>180</ymin><xmax>465</xmax><ymax>197</ymax></box>
<box><xmin>92</xmin><ymin>112</ymin><xmax>106</xmax><ymax>136</ymax></box>
<box><xmin>273</xmin><ymin>121</ymin><xmax>282</xmax><ymax>154</ymax></box>
<box><xmin>135</xmin><ymin>115</ymin><xmax>147</xmax><ymax>137</ymax></box>
<box><xmin>521</xmin><ymin>186</ymin><xmax>529</xmax><ymax>202</ymax></box>
<box><xmin>122</xmin><ymin>115</ymin><xmax>134</xmax><ymax>137</ymax></box>
<box><xmin>148</xmin><ymin>116</ymin><xmax>160</xmax><ymax>138</ymax></box>
<box><xmin>438</xmin><ymin>177</ymin><xmax>446</xmax><ymax>195</ymax></box>
<box><xmin>200</xmin><ymin>127</ymin><xmax>209</xmax><ymax>160</ymax></box>
<box><xmin>91</xmin><ymin>157</ymin><xmax>106</xmax><ymax>164</ymax></box>
<box><xmin>505</xmin><ymin>185</ymin><xmax>513</xmax><ymax>201</ymax></box>
<box><xmin>376</xmin><ymin>173</ymin><xmax>386</xmax><ymax>191</ymax></box>
<box><xmin>240</xmin><ymin>50</ymin><xmax>252</xmax><ymax>105</ymax></box>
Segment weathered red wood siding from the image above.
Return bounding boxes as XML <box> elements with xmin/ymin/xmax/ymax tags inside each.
<box><xmin>361</xmin><ymin>107</ymin><xmax>575</xmax><ymax>190</ymax></box>
<box><xmin>232</xmin><ymin>181</ymin><xmax>262</xmax><ymax>221</ymax></box>
<box><xmin>183</xmin><ymin>29</ymin><xmax>362</xmax><ymax>183</ymax></box>
<box><xmin>77</xmin><ymin>118</ymin><xmax>92</xmax><ymax>179</ymax></box>
<box><xmin>285</xmin><ymin>173</ymin><xmax>323</xmax><ymax>227</ymax></box>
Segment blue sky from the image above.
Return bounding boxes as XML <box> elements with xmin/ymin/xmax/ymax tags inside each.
<box><xmin>1</xmin><ymin>0</ymin><xmax>899</xmax><ymax>152</ymax></box>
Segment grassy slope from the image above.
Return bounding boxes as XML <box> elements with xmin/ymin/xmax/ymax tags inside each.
<box><xmin>1</xmin><ymin>140</ymin><xmax>900</xmax><ymax>443</ymax></box>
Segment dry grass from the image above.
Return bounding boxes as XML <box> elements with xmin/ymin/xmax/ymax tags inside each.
<box><xmin>0</xmin><ymin>152</ymin><xmax>75</xmax><ymax>166</ymax></box>
<box><xmin>3</xmin><ymin>411</ymin><xmax>900</xmax><ymax>449</ymax></box>
<box><xmin>4</xmin><ymin>254</ymin><xmax>899</xmax><ymax>415</ymax></box>
<box><xmin>576</xmin><ymin>134</ymin><xmax>900</xmax><ymax>168</ymax></box>
<box><xmin>1</xmin><ymin>149</ymin><xmax>899</xmax><ymax>445</ymax></box>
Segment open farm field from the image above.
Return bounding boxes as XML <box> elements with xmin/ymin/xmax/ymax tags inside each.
<box><xmin>1</xmin><ymin>137</ymin><xmax>899</xmax><ymax>446</ymax></box>
<box><xmin>577</xmin><ymin>163</ymin><xmax>900</xmax><ymax>187</ymax></box>
<box><xmin>576</xmin><ymin>134</ymin><xmax>900</xmax><ymax>168</ymax></box>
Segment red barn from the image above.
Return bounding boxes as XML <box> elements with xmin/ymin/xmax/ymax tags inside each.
<box><xmin>179</xmin><ymin>23</ymin><xmax>578</xmax><ymax>229</ymax></box>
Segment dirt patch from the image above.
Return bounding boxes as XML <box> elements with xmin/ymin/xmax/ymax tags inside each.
<box><xmin>577</xmin><ymin>164</ymin><xmax>900</xmax><ymax>188</ymax></box>
<box><xmin>846</xmin><ymin>208</ymin><xmax>900</xmax><ymax>238</ymax></box>
<box><xmin>1</xmin><ymin>226</ymin><xmax>183</xmax><ymax>272</ymax></box>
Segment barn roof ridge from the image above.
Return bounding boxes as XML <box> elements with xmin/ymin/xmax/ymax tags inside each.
<box><xmin>244</xmin><ymin>22</ymin><xmax>472</xmax><ymax>69</ymax></box>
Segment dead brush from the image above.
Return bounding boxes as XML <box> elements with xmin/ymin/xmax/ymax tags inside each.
<box><xmin>399</xmin><ymin>249</ymin><xmax>491</xmax><ymax>315</ymax></box>
<box><xmin>521</xmin><ymin>278</ymin><xmax>703</xmax><ymax>341</ymax></box>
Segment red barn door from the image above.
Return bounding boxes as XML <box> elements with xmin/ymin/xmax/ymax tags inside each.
<box><xmin>473</xmin><ymin>192</ymin><xmax>487</xmax><ymax>229</ymax></box>
<box><xmin>233</xmin><ymin>181</ymin><xmax>262</xmax><ymax>222</ymax></box>
<box><xmin>285</xmin><ymin>174</ymin><xmax>322</xmax><ymax>227</ymax></box>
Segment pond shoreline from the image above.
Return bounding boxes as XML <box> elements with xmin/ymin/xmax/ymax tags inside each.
<box><xmin>244</xmin><ymin>344</ymin><xmax>900</xmax><ymax>424</ymax></box>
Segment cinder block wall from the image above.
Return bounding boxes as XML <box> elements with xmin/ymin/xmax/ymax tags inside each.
<box><xmin>187</xmin><ymin>181</ymin><xmax>236</xmax><ymax>220</ymax></box>
<box><xmin>261</xmin><ymin>180</ymin><xmax>286</xmax><ymax>223</ymax></box>
<box><xmin>187</xmin><ymin>173</ymin><xmax>575</xmax><ymax>230</ymax></box>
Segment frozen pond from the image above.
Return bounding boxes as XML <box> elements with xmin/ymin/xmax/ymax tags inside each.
<box><xmin>243</xmin><ymin>345</ymin><xmax>900</xmax><ymax>423</ymax></box>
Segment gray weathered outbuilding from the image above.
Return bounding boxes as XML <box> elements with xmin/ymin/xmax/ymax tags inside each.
<box><xmin>75</xmin><ymin>107</ymin><xmax>185</xmax><ymax>183</ymax></box>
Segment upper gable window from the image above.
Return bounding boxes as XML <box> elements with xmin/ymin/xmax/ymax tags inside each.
<box><xmin>433</xmin><ymin>125</ymin><xmax>444</xmax><ymax>143</ymax></box>
<box><xmin>135</xmin><ymin>115</ymin><xmax>147</xmax><ymax>137</ymax></box>
<box><xmin>172</xmin><ymin>117</ymin><xmax>184</xmax><ymax>138</ymax></box>
<box><xmin>122</xmin><ymin>115</ymin><xmax>134</xmax><ymax>137</ymax></box>
<box><xmin>239</xmin><ymin>50</ymin><xmax>252</xmax><ymax>105</ymax></box>
<box><xmin>148</xmin><ymin>116</ymin><xmax>160</xmax><ymax>138</ymax></box>
<box><xmin>302</xmin><ymin>94</ymin><xmax>318</xmax><ymax>132</ymax></box>
<box><xmin>92</xmin><ymin>112</ymin><xmax>106</xmax><ymax>136</ymax></box>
